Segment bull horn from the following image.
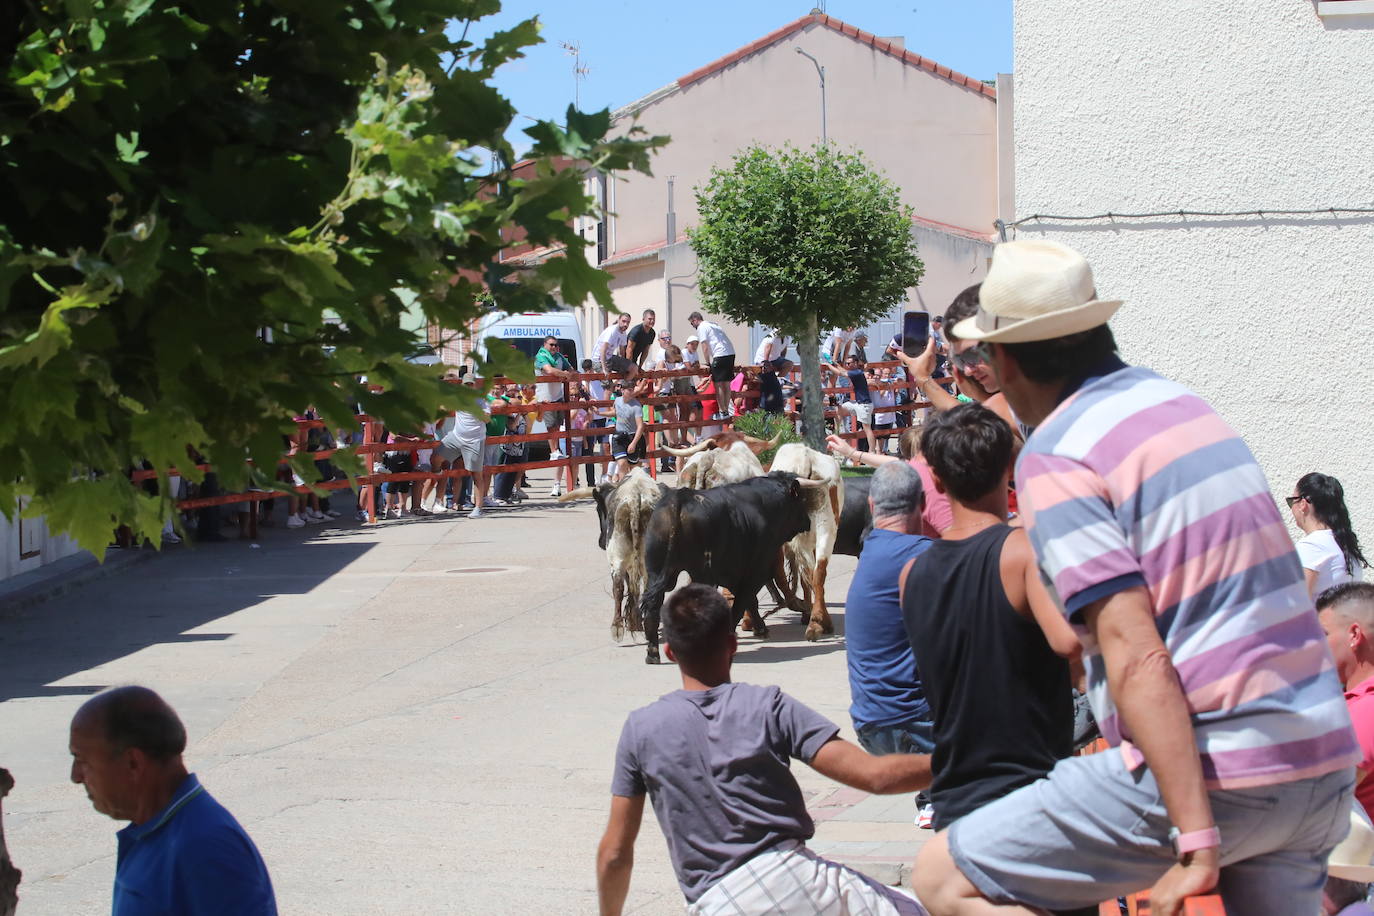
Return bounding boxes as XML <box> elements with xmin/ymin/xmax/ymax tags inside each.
<box><xmin>663</xmin><ymin>439</ymin><xmax>715</xmax><ymax>457</ymax></box>
<box><xmin>557</xmin><ymin>487</ymin><xmax>597</xmax><ymax>502</ymax></box>
<box><xmin>793</xmin><ymin>477</ymin><xmax>825</xmax><ymax>488</ymax></box>
<box><xmin>742</xmin><ymin>430</ymin><xmax>784</xmax><ymax>453</ymax></box>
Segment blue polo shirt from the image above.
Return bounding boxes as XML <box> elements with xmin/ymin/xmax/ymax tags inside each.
<box><xmin>845</xmin><ymin>528</ymin><xmax>933</xmax><ymax>729</ymax></box>
<box><xmin>114</xmin><ymin>774</ymin><xmax>276</xmax><ymax>915</ymax></box>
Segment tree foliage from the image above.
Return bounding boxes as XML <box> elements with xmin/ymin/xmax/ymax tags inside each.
<box><xmin>0</xmin><ymin>1</ymin><xmax>665</xmax><ymax>555</ymax></box>
<box><xmin>688</xmin><ymin>144</ymin><xmax>922</xmax><ymax>447</ymax></box>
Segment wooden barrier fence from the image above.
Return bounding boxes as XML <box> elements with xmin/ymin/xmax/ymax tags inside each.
<box><xmin>155</xmin><ymin>360</ymin><xmax>952</xmax><ymax>532</ymax></box>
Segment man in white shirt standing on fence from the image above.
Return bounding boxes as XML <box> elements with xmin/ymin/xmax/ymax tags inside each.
<box><xmin>688</xmin><ymin>311</ymin><xmax>736</xmax><ymax>422</ymax></box>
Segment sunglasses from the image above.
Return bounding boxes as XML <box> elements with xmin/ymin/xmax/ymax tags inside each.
<box><xmin>953</xmin><ymin>343</ymin><xmax>993</xmax><ymax>371</ymax></box>
<box><xmin>1285</xmin><ymin>496</ymin><xmax>1306</xmax><ymax>508</ymax></box>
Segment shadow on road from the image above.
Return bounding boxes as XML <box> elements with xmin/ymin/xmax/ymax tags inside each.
<box><xmin>0</xmin><ymin>535</ymin><xmax>373</xmax><ymax>704</ymax></box>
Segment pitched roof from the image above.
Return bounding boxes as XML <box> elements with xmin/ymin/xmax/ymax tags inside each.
<box><xmin>617</xmin><ymin>12</ymin><xmax>995</xmax><ymax>120</ymax></box>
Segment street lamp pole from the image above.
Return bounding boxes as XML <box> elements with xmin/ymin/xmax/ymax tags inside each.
<box><xmin>794</xmin><ymin>47</ymin><xmax>827</xmax><ymax>145</ymax></box>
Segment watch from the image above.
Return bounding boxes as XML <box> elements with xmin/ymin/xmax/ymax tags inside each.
<box><xmin>1168</xmin><ymin>826</ymin><xmax>1220</xmax><ymax>859</ymax></box>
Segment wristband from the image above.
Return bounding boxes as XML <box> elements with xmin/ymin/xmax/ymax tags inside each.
<box><xmin>1168</xmin><ymin>826</ymin><xmax>1220</xmax><ymax>859</ymax></box>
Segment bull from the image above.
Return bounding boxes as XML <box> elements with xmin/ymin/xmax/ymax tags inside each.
<box><xmin>768</xmin><ymin>443</ymin><xmax>845</xmax><ymax>641</ymax></box>
<box><xmin>559</xmin><ymin>469</ymin><xmax>671</xmax><ymax>639</ymax></box>
<box><xmin>638</xmin><ymin>472</ymin><xmax>818</xmax><ymax>664</ymax></box>
<box><xmin>661</xmin><ymin>431</ymin><xmax>778</xmax><ymax>488</ymax></box>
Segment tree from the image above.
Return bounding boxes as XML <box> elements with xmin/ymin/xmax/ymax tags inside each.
<box><xmin>0</xmin><ymin>1</ymin><xmax>665</xmax><ymax>555</ymax></box>
<box><xmin>688</xmin><ymin>144</ymin><xmax>922</xmax><ymax>449</ymax></box>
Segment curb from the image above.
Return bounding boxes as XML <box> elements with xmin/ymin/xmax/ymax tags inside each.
<box><xmin>0</xmin><ymin>548</ymin><xmax>159</xmax><ymax>618</ymax></box>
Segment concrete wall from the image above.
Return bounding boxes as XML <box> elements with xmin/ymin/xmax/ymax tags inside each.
<box><xmin>1013</xmin><ymin>0</ymin><xmax>1374</xmax><ymax>534</ymax></box>
<box><xmin>0</xmin><ymin>508</ymin><xmax>84</xmax><ymax>583</ymax></box>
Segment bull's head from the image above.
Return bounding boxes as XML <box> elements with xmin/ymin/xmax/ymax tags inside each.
<box><xmin>770</xmin><ymin>471</ymin><xmax>819</xmax><ymax>542</ymax></box>
<box><xmin>559</xmin><ymin>482</ymin><xmax>618</xmax><ymax>550</ymax></box>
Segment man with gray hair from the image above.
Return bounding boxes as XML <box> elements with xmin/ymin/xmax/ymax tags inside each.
<box><xmin>843</xmin><ymin>461</ymin><xmax>937</xmax><ymax>824</ymax></box>
<box><xmin>68</xmin><ymin>686</ymin><xmax>277</xmax><ymax>914</ymax></box>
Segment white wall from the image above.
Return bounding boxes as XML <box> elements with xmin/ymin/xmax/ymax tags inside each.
<box><xmin>1013</xmin><ymin>0</ymin><xmax>1374</xmax><ymax>536</ymax></box>
<box><xmin>0</xmin><ymin>508</ymin><xmax>85</xmax><ymax>582</ymax></box>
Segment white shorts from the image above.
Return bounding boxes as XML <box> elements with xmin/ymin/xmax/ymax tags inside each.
<box><xmin>687</xmin><ymin>840</ymin><xmax>926</xmax><ymax>915</ymax></box>
<box><xmin>842</xmin><ymin>401</ymin><xmax>874</xmax><ymax>426</ymax></box>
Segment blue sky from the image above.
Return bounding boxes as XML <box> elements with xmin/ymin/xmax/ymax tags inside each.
<box><xmin>464</xmin><ymin>1</ymin><xmax>1012</xmax><ymax>154</ymax></box>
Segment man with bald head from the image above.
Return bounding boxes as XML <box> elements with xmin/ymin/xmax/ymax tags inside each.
<box><xmin>68</xmin><ymin>686</ymin><xmax>276</xmax><ymax>914</ymax></box>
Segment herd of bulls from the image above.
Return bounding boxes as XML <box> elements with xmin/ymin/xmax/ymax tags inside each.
<box><xmin>560</xmin><ymin>433</ymin><xmax>875</xmax><ymax>664</ymax></box>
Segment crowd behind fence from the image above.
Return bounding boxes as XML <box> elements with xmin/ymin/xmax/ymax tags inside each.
<box><xmin>155</xmin><ymin>359</ymin><xmax>951</xmax><ymax>536</ymax></box>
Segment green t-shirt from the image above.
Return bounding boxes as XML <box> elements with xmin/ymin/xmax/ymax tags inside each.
<box><xmin>485</xmin><ymin>395</ymin><xmax>509</xmax><ymax>436</ymax></box>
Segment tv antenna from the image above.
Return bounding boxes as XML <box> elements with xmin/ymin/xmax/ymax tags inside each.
<box><xmin>559</xmin><ymin>41</ymin><xmax>591</xmax><ymax>109</ymax></box>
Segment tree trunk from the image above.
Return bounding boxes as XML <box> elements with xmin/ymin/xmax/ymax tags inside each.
<box><xmin>797</xmin><ymin>311</ymin><xmax>826</xmax><ymax>450</ymax></box>
<box><xmin>0</xmin><ymin>768</ymin><xmax>19</xmax><ymax>916</ymax></box>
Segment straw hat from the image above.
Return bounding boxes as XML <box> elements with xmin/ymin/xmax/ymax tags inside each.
<box><xmin>1328</xmin><ymin>803</ymin><xmax>1374</xmax><ymax>882</ymax></box>
<box><xmin>951</xmin><ymin>240</ymin><xmax>1123</xmax><ymax>344</ymax></box>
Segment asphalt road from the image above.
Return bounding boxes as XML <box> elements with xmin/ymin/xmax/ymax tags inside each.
<box><xmin>0</xmin><ymin>474</ymin><xmax>921</xmax><ymax>914</ymax></box>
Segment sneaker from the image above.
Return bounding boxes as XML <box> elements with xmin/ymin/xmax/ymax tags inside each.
<box><xmin>468</xmin><ymin>507</ymin><xmax>485</xmax><ymax>519</ymax></box>
<box><xmin>916</xmin><ymin>804</ymin><xmax>935</xmax><ymax>829</ymax></box>
<box><xmin>325</xmin><ymin>509</ymin><xmax>342</xmax><ymax>519</ymax></box>
<box><xmin>286</xmin><ymin>515</ymin><xmax>305</xmax><ymax>529</ymax></box>
<box><xmin>306</xmin><ymin>508</ymin><xmax>326</xmax><ymax>521</ymax></box>
<box><xmin>710</xmin><ymin>412</ymin><xmax>728</xmax><ymax>421</ymax></box>
<box><xmin>411</xmin><ymin>506</ymin><xmax>431</xmax><ymax>517</ymax></box>
<box><xmin>549</xmin><ymin>483</ymin><xmax>563</xmax><ymax>498</ymax></box>
<box><xmin>460</xmin><ymin>501</ymin><xmax>475</xmax><ymax>511</ymax></box>
<box><xmin>492</xmin><ymin>498</ymin><xmax>513</xmax><ymax>507</ymax></box>
<box><xmin>356</xmin><ymin>509</ymin><xmax>370</xmax><ymax>522</ymax></box>
<box><xmin>549</xmin><ymin>449</ymin><xmax>565</xmax><ymax>461</ymax></box>
<box><xmin>161</xmin><ymin>531</ymin><xmax>182</xmax><ymax>545</ymax></box>
<box><xmin>303</xmin><ymin>512</ymin><xmax>323</xmax><ymax>525</ymax></box>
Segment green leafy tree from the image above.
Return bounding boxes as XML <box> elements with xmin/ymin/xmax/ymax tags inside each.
<box><xmin>0</xmin><ymin>1</ymin><xmax>665</xmax><ymax>555</ymax></box>
<box><xmin>688</xmin><ymin>144</ymin><xmax>922</xmax><ymax>448</ymax></box>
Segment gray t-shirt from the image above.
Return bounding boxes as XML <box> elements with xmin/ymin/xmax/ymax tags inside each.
<box><xmin>614</xmin><ymin>397</ymin><xmax>641</xmax><ymax>435</ymax></box>
<box><xmin>610</xmin><ymin>682</ymin><xmax>840</xmax><ymax>903</ymax></box>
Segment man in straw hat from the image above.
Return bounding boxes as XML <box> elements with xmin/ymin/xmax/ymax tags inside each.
<box><xmin>1324</xmin><ymin>804</ymin><xmax>1374</xmax><ymax>915</ymax></box>
<box><xmin>911</xmin><ymin>240</ymin><xmax>1359</xmax><ymax>916</ymax></box>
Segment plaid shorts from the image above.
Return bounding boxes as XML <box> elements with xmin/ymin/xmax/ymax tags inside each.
<box><xmin>687</xmin><ymin>840</ymin><xmax>926</xmax><ymax>915</ymax></box>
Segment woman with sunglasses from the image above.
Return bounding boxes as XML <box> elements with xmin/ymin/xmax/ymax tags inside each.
<box><xmin>1288</xmin><ymin>473</ymin><xmax>1368</xmax><ymax>596</ymax></box>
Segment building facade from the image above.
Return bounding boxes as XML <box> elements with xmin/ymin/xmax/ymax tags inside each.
<box><xmin>573</xmin><ymin>13</ymin><xmax>1006</xmax><ymax>356</ymax></box>
<box><xmin>1010</xmin><ymin>0</ymin><xmax>1374</xmax><ymax>532</ymax></box>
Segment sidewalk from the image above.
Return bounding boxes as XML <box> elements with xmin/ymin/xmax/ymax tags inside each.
<box><xmin>0</xmin><ymin>467</ymin><xmax>925</xmax><ymax>913</ymax></box>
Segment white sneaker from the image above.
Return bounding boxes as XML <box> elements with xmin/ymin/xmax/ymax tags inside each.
<box><xmin>387</xmin><ymin>507</ymin><xmax>401</xmax><ymax>519</ymax></box>
<box><xmin>356</xmin><ymin>509</ymin><xmax>370</xmax><ymax>522</ymax></box>
<box><xmin>162</xmin><ymin>531</ymin><xmax>182</xmax><ymax>544</ymax></box>
<box><xmin>286</xmin><ymin>515</ymin><xmax>305</xmax><ymax>529</ymax></box>
<box><xmin>549</xmin><ymin>449</ymin><xmax>565</xmax><ymax>461</ymax></box>
<box><xmin>468</xmin><ymin>507</ymin><xmax>485</xmax><ymax>519</ymax></box>
<box><xmin>304</xmin><ymin>511</ymin><xmax>324</xmax><ymax>524</ymax></box>
<box><xmin>324</xmin><ymin>509</ymin><xmax>342</xmax><ymax>519</ymax></box>
<box><xmin>549</xmin><ymin>483</ymin><xmax>563</xmax><ymax>498</ymax></box>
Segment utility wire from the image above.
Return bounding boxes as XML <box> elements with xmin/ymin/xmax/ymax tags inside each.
<box><xmin>994</xmin><ymin>206</ymin><xmax>1374</xmax><ymax>241</ymax></box>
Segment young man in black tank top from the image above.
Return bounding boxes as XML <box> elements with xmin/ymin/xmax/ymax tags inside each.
<box><xmin>898</xmin><ymin>403</ymin><xmax>1087</xmax><ymax>915</ymax></box>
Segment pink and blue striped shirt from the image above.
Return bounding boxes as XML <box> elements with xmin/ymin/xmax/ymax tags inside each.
<box><xmin>1019</xmin><ymin>361</ymin><xmax>1358</xmax><ymax>789</ymax></box>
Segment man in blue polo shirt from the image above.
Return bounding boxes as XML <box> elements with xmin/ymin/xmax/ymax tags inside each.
<box><xmin>844</xmin><ymin>461</ymin><xmax>936</xmax><ymax>825</ymax></box>
<box><xmin>68</xmin><ymin>686</ymin><xmax>276</xmax><ymax>915</ymax></box>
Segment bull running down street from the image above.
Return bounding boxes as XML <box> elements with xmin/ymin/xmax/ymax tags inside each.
<box><xmin>638</xmin><ymin>473</ymin><xmax>821</xmax><ymax>664</ymax></box>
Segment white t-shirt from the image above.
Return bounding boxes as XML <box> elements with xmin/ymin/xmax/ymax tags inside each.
<box><xmin>826</xmin><ymin>328</ymin><xmax>856</xmax><ymax>360</ymax></box>
<box><xmin>755</xmin><ymin>334</ymin><xmax>785</xmax><ymax>365</ymax></box>
<box><xmin>872</xmin><ymin>385</ymin><xmax>896</xmax><ymax>425</ymax></box>
<box><xmin>1297</xmin><ymin>528</ymin><xmax>1365</xmax><ymax>594</ymax></box>
<box><xmin>683</xmin><ymin>347</ymin><xmax>701</xmax><ymax>365</ymax></box>
<box><xmin>596</xmin><ymin>325</ymin><xmax>629</xmax><ymax>363</ymax></box>
<box><xmin>695</xmin><ymin>321</ymin><xmax>734</xmax><ymax>360</ymax></box>
<box><xmin>587</xmin><ymin>377</ymin><xmax>607</xmax><ymax>402</ymax></box>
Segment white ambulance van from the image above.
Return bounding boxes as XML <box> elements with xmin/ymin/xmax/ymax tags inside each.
<box><xmin>471</xmin><ymin>310</ymin><xmax>586</xmax><ymax>450</ymax></box>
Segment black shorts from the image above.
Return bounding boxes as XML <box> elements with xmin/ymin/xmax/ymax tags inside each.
<box><xmin>710</xmin><ymin>354</ymin><xmax>736</xmax><ymax>383</ymax></box>
<box><xmin>612</xmin><ymin>433</ymin><xmax>645</xmax><ymax>462</ymax></box>
<box><xmin>606</xmin><ymin>354</ymin><xmax>634</xmax><ymax>375</ymax></box>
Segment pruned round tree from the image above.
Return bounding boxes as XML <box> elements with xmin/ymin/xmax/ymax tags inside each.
<box><xmin>688</xmin><ymin>144</ymin><xmax>923</xmax><ymax>448</ymax></box>
<box><xmin>0</xmin><ymin>1</ymin><xmax>664</xmax><ymax>554</ymax></box>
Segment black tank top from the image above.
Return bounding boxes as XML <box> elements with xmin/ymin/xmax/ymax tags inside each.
<box><xmin>900</xmin><ymin>524</ymin><xmax>1073</xmax><ymax>830</ymax></box>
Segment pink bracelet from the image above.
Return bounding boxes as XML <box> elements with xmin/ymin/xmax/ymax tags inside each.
<box><xmin>1169</xmin><ymin>826</ymin><xmax>1220</xmax><ymax>858</ymax></box>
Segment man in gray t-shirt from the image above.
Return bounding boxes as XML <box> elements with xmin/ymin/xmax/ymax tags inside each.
<box><xmin>597</xmin><ymin>585</ymin><xmax>932</xmax><ymax>915</ymax></box>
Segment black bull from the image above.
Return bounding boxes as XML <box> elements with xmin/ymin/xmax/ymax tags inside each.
<box><xmin>638</xmin><ymin>473</ymin><xmax>814</xmax><ymax>664</ymax></box>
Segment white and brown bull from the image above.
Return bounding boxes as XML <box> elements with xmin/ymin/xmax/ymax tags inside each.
<box><xmin>768</xmin><ymin>443</ymin><xmax>844</xmax><ymax>641</ymax></box>
<box><xmin>660</xmin><ymin>430</ymin><xmax>779</xmax><ymax>488</ymax></box>
<box><xmin>559</xmin><ymin>468</ymin><xmax>670</xmax><ymax>639</ymax></box>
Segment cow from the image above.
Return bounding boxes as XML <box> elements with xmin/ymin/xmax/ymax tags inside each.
<box><xmin>661</xmin><ymin>431</ymin><xmax>778</xmax><ymax>488</ymax></box>
<box><xmin>559</xmin><ymin>469</ymin><xmax>670</xmax><ymax>640</ymax></box>
<box><xmin>638</xmin><ymin>472</ymin><xmax>818</xmax><ymax>664</ymax></box>
<box><xmin>768</xmin><ymin>443</ymin><xmax>845</xmax><ymax>641</ymax></box>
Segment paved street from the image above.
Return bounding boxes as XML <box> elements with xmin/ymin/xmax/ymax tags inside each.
<box><xmin>0</xmin><ymin>470</ymin><xmax>927</xmax><ymax>914</ymax></box>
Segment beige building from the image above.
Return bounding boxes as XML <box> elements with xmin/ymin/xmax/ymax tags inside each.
<box><xmin>566</xmin><ymin>11</ymin><xmax>1007</xmax><ymax>357</ymax></box>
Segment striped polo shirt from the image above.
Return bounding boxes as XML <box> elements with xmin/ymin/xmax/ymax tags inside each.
<box><xmin>1018</xmin><ymin>360</ymin><xmax>1357</xmax><ymax>790</ymax></box>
